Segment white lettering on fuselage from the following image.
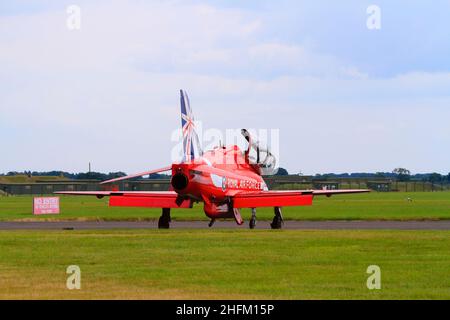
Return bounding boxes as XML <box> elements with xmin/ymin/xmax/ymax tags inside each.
<box><xmin>225</xmin><ymin>178</ymin><xmax>262</xmax><ymax>191</ymax></box>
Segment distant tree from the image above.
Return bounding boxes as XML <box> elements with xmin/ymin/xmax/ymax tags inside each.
<box><xmin>393</xmin><ymin>168</ymin><xmax>411</xmax><ymax>182</ymax></box>
<box><xmin>148</xmin><ymin>173</ymin><xmax>170</xmax><ymax>180</ymax></box>
<box><xmin>109</xmin><ymin>172</ymin><xmax>126</xmax><ymax>179</ymax></box>
<box><xmin>428</xmin><ymin>173</ymin><xmax>442</xmax><ymax>183</ymax></box>
<box><xmin>276</xmin><ymin>168</ymin><xmax>289</xmax><ymax>176</ymax></box>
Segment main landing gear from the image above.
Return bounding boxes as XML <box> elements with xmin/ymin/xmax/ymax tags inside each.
<box><xmin>271</xmin><ymin>207</ymin><xmax>284</xmax><ymax>229</ymax></box>
<box><xmin>249</xmin><ymin>208</ymin><xmax>257</xmax><ymax>229</ymax></box>
<box><xmin>205</xmin><ymin>207</ymin><xmax>284</xmax><ymax>230</ymax></box>
<box><xmin>247</xmin><ymin>207</ymin><xmax>284</xmax><ymax>229</ymax></box>
<box><xmin>158</xmin><ymin>208</ymin><xmax>171</xmax><ymax>229</ymax></box>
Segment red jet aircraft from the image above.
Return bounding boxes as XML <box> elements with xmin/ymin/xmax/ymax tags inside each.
<box><xmin>56</xmin><ymin>90</ymin><xmax>369</xmax><ymax>229</ymax></box>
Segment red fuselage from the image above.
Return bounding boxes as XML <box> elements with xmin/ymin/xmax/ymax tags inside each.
<box><xmin>171</xmin><ymin>145</ymin><xmax>267</xmax><ymax>219</ymax></box>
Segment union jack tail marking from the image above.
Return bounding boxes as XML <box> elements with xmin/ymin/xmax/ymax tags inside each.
<box><xmin>180</xmin><ymin>90</ymin><xmax>202</xmax><ymax>162</ymax></box>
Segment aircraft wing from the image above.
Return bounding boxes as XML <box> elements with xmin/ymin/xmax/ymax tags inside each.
<box><xmin>100</xmin><ymin>166</ymin><xmax>172</xmax><ymax>185</ymax></box>
<box><xmin>311</xmin><ymin>189</ymin><xmax>370</xmax><ymax>196</ymax></box>
<box><xmin>232</xmin><ymin>189</ymin><xmax>369</xmax><ymax>208</ymax></box>
<box><xmin>54</xmin><ymin>191</ymin><xmax>192</xmax><ymax>208</ymax></box>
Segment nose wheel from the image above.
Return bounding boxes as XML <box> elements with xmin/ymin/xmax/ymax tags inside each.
<box><xmin>158</xmin><ymin>208</ymin><xmax>171</xmax><ymax>229</ymax></box>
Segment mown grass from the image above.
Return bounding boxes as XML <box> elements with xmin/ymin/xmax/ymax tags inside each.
<box><xmin>0</xmin><ymin>175</ymin><xmax>69</xmax><ymax>183</ymax></box>
<box><xmin>0</xmin><ymin>229</ymin><xmax>448</xmax><ymax>299</ymax></box>
<box><xmin>1</xmin><ymin>192</ymin><xmax>450</xmax><ymax>221</ymax></box>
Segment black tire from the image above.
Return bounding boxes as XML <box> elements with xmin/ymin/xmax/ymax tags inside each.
<box><xmin>270</xmin><ymin>215</ymin><xmax>283</xmax><ymax>229</ymax></box>
<box><xmin>158</xmin><ymin>216</ymin><xmax>170</xmax><ymax>229</ymax></box>
<box><xmin>158</xmin><ymin>208</ymin><xmax>171</xmax><ymax>229</ymax></box>
<box><xmin>249</xmin><ymin>217</ymin><xmax>256</xmax><ymax>229</ymax></box>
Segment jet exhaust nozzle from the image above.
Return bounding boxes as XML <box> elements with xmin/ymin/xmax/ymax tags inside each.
<box><xmin>171</xmin><ymin>173</ymin><xmax>189</xmax><ymax>191</ymax></box>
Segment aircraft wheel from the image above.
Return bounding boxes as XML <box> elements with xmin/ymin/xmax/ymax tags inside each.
<box><xmin>270</xmin><ymin>216</ymin><xmax>282</xmax><ymax>229</ymax></box>
<box><xmin>158</xmin><ymin>208</ymin><xmax>171</xmax><ymax>229</ymax></box>
<box><xmin>271</xmin><ymin>207</ymin><xmax>283</xmax><ymax>229</ymax></box>
<box><xmin>249</xmin><ymin>217</ymin><xmax>256</xmax><ymax>229</ymax></box>
<box><xmin>158</xmin><ymin>216</ymin><xmax>170</xmax><ymax>229</ymax></box>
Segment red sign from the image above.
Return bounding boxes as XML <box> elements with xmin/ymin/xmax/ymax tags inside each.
<box><xmin>33</xmin><ymin>197</ymin><xmax>60</xmax><ymax>215</ymax></box>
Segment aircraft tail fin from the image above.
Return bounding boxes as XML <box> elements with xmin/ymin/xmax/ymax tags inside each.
<box><xmin>180</xmin><ymin>90</ymin><xmax>202</xmax><ymax>162</ymax></box>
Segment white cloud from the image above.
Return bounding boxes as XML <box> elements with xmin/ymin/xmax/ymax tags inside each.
<box><xmin>0</xmin><ymin>1</ymin><xmax>449</xmax><ymax>174</ymax></box>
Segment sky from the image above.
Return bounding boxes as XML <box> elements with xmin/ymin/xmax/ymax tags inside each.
<box><xmin>0</xmin><ymin>0</ymin><xmax>449</xmax><ymax>175</ymax></box>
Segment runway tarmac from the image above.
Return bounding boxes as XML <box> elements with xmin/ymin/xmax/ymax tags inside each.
<box><xmin>0</xmin><ymin>220</ymin><xmax>450</xmax><ymax>230</ymax></box>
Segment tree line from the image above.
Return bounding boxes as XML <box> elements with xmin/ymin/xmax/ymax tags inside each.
<box><xmin>1</xmin><ymin>171</ymin><xmax>129</xmax><ymax>181</ymax></box>
<box><xmin>1</xmin><ymin>167</ymin><xmax>450</xmax><ymax>183</ymax></box>
<box><xmin>315</xmin><ymin>168</ymin><xmax>450</xmax><ymax>183</ymax></box>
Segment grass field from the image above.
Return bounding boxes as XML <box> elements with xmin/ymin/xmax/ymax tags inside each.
<box><xmin>0</xmin><ymin>229</ymin><xmax>448</xmax><ymax>299</ymax></box>
<box><xmin>0</xmin><ymin>175</ymin><xmax>69</xmax><ymax>184</ymax></box>
<box><xmin>1</xmin><ymin>192</ymin><xmax>450</xmax><ymax>221</ymax></box>
<box><xmin>1</xmin><ymin>193</ymin><xmax>449</xmax><ymax>300</ymax></box>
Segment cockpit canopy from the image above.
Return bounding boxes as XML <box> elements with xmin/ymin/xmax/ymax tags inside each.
<box><xmin>241</xmin><ymin>129</ymin><xmax>278</xmax><ymax>175</ymax></box>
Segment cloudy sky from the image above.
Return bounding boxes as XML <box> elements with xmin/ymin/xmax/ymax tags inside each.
<box><xmin>1</xmin><ymin>0</ymin><xmax>449</xmax><ymax>175</ymax></box>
